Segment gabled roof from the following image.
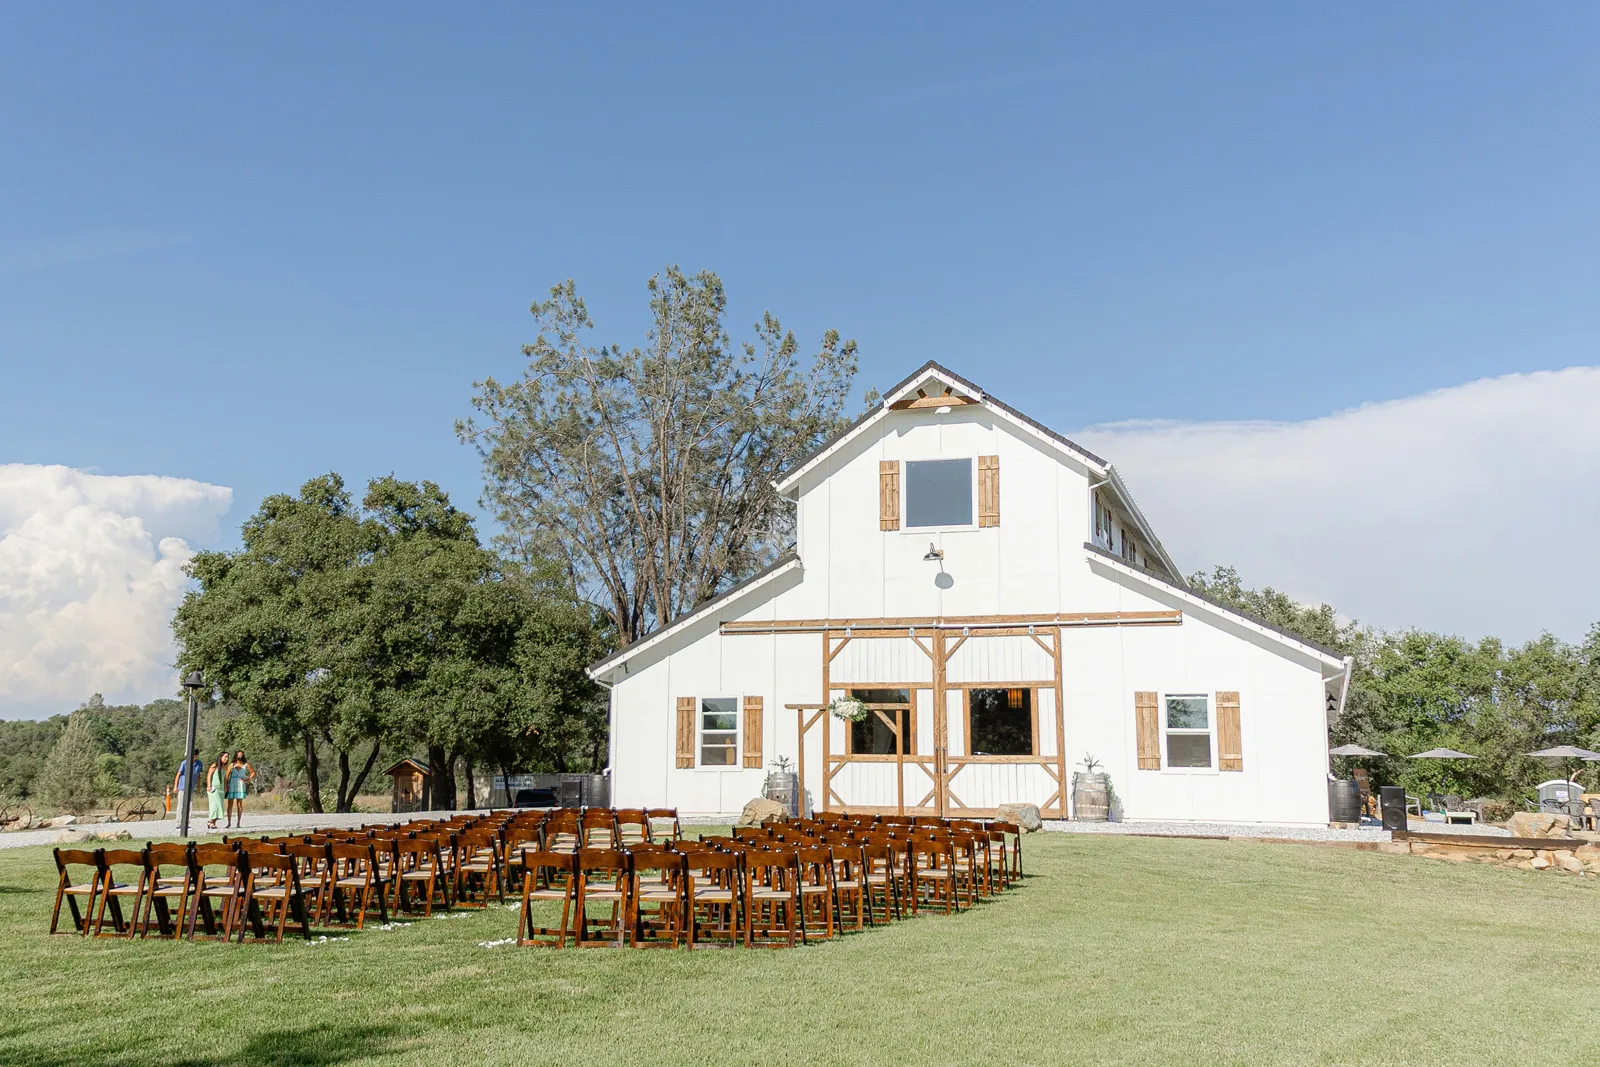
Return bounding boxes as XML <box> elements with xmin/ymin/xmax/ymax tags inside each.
<box><xmin>1083</xmin><ymin>542</ymin><xmax>1348</xmax><ymax>668</ymax></box>
<box><xmin>383</xmin><ymin>757</ymin><xmax>431</xmax><ymax>777</ymax></box>
<box><xmin>775</xmin><ymin>360</ymin><xmax>1178</xmax><ymax>579</ymax></box>
<box><xmin>776</xmin><ymin>360</ymin><xmax>1109</xmax><ymax>495</ymax></box>
<box><xmin>587</xmin><ymin>550</ymin><xmax>803</xmax><ymax>680</ymax></box>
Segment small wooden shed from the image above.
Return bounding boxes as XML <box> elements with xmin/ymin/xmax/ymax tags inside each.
<box><xmin>383</xmin><ymin>758</ymin><xmax>431</xmax><ymax>813</ymax></box>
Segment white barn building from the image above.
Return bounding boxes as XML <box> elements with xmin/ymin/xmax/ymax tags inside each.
<box><xmin>589</xmin><ymin>362</ymin><xmax>1352</xmax><ymax>826</ymax></box>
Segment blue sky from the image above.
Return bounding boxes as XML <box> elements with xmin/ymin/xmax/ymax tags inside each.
<box><xmin>3</xmin><ymin>6</ymin><xmax>1600</xmax><ymax>714</ymax></box>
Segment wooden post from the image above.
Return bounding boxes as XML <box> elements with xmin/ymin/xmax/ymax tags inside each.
<box><xmin>1053</xmin><ymin>627</ymin><xmax>1067</xmax><ymax>820</ymax></box>
<box><xmin>932</xmin><ymin>628</ymin><xmax>948</xmax><ymax>818</ymax></box>
<box><xmin>796</xmin><ymin>703</ymin><xmax>806</xmax><ymax>817</ymax></box>
<box><xmin>821</xmin><ymin>628</ymin><xmax>831</xmax><ymax>813</ymax></box>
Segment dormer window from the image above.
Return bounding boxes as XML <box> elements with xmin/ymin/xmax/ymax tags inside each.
<box><xmin>904</xmin><ymin>459</ymin><xmax>972</xmax><ymax>528</ymax></box>
<box><xmin>1093</xmin><ymin>497</ymin><xmax>1114</xmax><ymax>549</ymax></box>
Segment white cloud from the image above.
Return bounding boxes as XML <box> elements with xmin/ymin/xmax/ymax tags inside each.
<box><xmin>1073</xmin><ymin>368</ymin><xmax>1600</xmax><ymax>644</ymax></box>
<box><xmin>0</xmin><ymin>465</ymin><xmax>232</xmax><ymax>719</ymax></box>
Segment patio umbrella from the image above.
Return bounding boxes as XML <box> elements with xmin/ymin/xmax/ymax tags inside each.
<box><xmin>1407</xmin><ymin>748</ymin><xmax>1477</xmax><ymax>760</ymax></box>
<box><xmin>1329</xmin><ymin>743</ymin><xmax>1387</xmax><ymax>757</ymax></box>
<box><xmin>1523</xmin><ymin>746</ymin><xmax>1600</xmax><ymax>789</ymax></box>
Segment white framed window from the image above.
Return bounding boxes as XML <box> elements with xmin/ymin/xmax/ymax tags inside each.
<box><xmin>904</xmin><ymin>459</ymin><xmax>973</xmax><ymax>528</ymax></box>
<box><xmin>1093</xmin><ymin>497</ymin><xmax>1113</xmax><ymax>550</ymax></box>
<box><xmin>1120</xmin><ymin>525</ymin><xmax>1138</xmax><ymax>564</ymax></box>
<box><xmin>1163</xmin><ymin>694</ymin><xmax>1214</xmax><ymax>769</ymax></box>
<box><xmin>698</xmin><ymin>696</ymin><xmax>739</xmax><ymax>767</ymax></box>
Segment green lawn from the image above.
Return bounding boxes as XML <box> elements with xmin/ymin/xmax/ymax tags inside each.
<box><xmin>2</xmin><ymin>832</ymin><xmax>1597</xmax><ymax>1067</ymax></box>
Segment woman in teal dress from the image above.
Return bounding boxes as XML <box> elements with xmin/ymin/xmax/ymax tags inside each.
<box><xmin>205</xmin><ymin>752</ymin><xmax>230</xmax><ymax>832</ymax></box>
<box><xmin>225</xmin><ymin>750</ymin><xmax>255</xmax><ymax>829</ymax></box>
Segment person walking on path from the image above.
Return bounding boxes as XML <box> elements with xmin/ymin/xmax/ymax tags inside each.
<box><xmin>168</xmin><ymin>754</ymin><xmax>204</xmax><ymax>815</ymax></box>
<box><xmin>225</xmin><ymin>751</ymin><xmax>255</xmax><ymax>829</ymax></box>
<box><xmin>205</xmin><ymin>752</ymin><xmax>231</xmax><ymax>832</ymax></box>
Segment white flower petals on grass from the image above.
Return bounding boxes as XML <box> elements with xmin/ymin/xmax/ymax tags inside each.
<box><xmin>477</xmin><ymin>938</ymin><xmax>517</xmax><ymax>949</ymax></box>
<box><xmin>304</xmin><ymin>935</ymin><xmax>351</xmax><ymax>946</ymax></box>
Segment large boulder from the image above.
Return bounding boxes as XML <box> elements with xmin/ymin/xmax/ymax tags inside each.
<box><xmin>1505</xmin><ymin>811</ymin><xmax>1572</xmax><ymax>839</ymax></box>
<box><xmin>736</xmin><ymin>797</ymin><xmax>787</xmax><ymax>827</ymax></box>
<box><xmin>996</xmin><ymin>803</ymin><xmax>1043</xmax><ymax>832</ymax></box>
<box><xmin>42</xmin><ymin>815</ymin><xmax>78</xmax><ymax>828</ymax></box>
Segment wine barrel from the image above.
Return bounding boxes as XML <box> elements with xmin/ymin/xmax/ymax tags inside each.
<box><xmin>1072</xmin><ymin>772</ymin><xmax>1110</xmax><ymax>821</ymax></box>
<box><xmin>764</xmin><ymin>772</ymin><xmax>801</xmax><ymax>818</ymax></box>
<box><xmin>1327</xmin><ymin>779</ymin><xmax>1362</xmax><ymax>824</ymax></box>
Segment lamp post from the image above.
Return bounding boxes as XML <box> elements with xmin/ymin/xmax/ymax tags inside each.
<box><xmin>178</xmin><ymin>671</ymin><xmax>205</xmax><ymax>838</ymax></box>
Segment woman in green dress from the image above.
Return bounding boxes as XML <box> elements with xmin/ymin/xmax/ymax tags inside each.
<box><xmin>204</xmin><ymin>753</ymin><xmax>230</xmax><ymax>832</ymax></box>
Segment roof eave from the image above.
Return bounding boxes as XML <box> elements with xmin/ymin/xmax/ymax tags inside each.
<box><xmin>1084</xmin><ymin>542</ymin><xmax>1346</xmax><ymax>668</ymax></box>
<box><xmin>586</xmin><ymin>553</ymin><xmax>804</xmax><ymax>681</ymax></box>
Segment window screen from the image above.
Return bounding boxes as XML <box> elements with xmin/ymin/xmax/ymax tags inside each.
<box><xmin>1164</xmin><ymin>694</ymin><xmax>1211</xmax><ymax>768</ymax></box>
<box><xmin>905</xmin><ymin>459</ymin><xmax>973</xmax><ymax>528</ymax></box>
<box><xmin>700</xmin><ymin>697</ymin><xmax>738</xmax><ymax>766</ymax></box>
<box><xmin>968</xmin><ymin>688</ymin><xmax>1033</xmax><ymax>756</ymax></box>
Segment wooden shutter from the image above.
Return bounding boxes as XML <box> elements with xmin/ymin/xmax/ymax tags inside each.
<box><xmin>1217</xmin><ymin>691</ymin><xmax>1243</xmax><ymax>771</ymax></box>
<box><xmin>1135</xmin><ymin>691</ymin><xmax>1161</xmax><ymax>770</ymax></box>
<box><xmin>879</xmin><ymin>460</ymin><xmax>900</xmax><ymax>530</ymax></box>
<box><xmin>742</xmin><ymin>696</ymin><xmax>764</xmax><ymax>768</ymax></box>
<box><xmin>675</xmin><ymin>697</ymin><xmax>696</xmax><ymax>768</ymax></box>
<box><xmin>978</xmin><ymin>455</ymin><xmax>1000</xmax><ymax>527</ymax></box>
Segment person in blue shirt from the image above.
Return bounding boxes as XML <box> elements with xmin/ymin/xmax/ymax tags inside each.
<box><xmin>169</xmin><ymin>755</ymin><xmax>204</xmax><ymax>812</ymax></box>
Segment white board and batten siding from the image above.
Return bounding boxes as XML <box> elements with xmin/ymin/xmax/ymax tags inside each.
<box><xmin>598</xmin><ymin>363</ymin><xmax>1348</xmax><ymax>825</ymax></box>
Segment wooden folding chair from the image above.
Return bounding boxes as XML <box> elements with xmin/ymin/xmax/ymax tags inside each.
<box><xmin>93</xmin><ymin>848</ymin><xmax>151</xmax><ymax>938</ymax></box>
<box><xmin>574</xmin><ymin>849</ymin><xmax>630</xmax><ymax>948</ymax></box>
<box><xmin>684</xmin><ymin>848</ymin><xmax>743</xmax><ymax>949</ymax></box>
<box><xmin>455</xmin><ymin>829</ymin><xmax>503</xmax><ymax>907</ymax></box>
<box><xmin>286</xmin><ymin>842</ymin><xmax>335</xmax><ymax>924</ymax></box>
<box><xmin>49</xmin><ymin>847</ymin><xmax>103</xmax><ymax>935</ymax></box>
<box><xmin>326</xmin><ymin>842</ymin><xmax>388</xmax><ymax>929</ymax></box>
<box><xmin>614</xmin><ymin>809</ymin><xmax>650</xmax><ymax>847</ymax></box>
<box><xmin>796</xmin><ymin>845</ymin><xmax>837</xmax><ymax>943</ymax></box>
<box><xmin>860</xmin><ymin>836</ymin><xmax>901</xmax><ymax>922</ymax></box>
<box><xmin>645</xmin><ymin>807</ymin><xmax>681</xmax><ymax>842</ymax></box>
<box><xmin>824</xmin><ymin>835</ymin><xmax>868</xmax><ymax>931</ymax></box>
<box><xmin>908</xmin><ymin>837</ymin><xmax>958</xmax><ymax>915</ymax></box>
<box><xmin>187</xmin><ymin>844</ymin><xmax>246</xmax><ymax>940</ymax></box>
<box><xmin>518</xmin><ymin>850</ymin><xmax>576</xmax><ymax>947</ymax></box>
<box><xmin>744</xmin><ymin>848</ymin><xmax>800</xmax><ymax>948</ymax></box>
<box><xmin>396</xmin><ymin>837</ymin><xmax>450</xmax><ymax>915</ymax></box>
<box><xmin>580</xmin><ymin>810</ymin><xmax>618</xmax><ymax>850</ymax></box>
<box><xmin>236</xmin><ymin>851</ymin><xmax>313</xmax><ymax>943</ymax></box>
<box><xmin>988</xmin><ymin>819</ymin><xmax>1022</xmax><ymax>879</ymax></box>
<box><xmin>541</xmin><ymin>814</ymin><xmax>581</xmax><ymax>854</ymax></box>
<box><xmin>139</xmin><ymin>843</ymin><xmax>196</xmax><ymax>938</ymax></box>
<box><xmin>628</xmin><ymin>846</ymin><xmax>686</xmax><ymax>948</ymax></box>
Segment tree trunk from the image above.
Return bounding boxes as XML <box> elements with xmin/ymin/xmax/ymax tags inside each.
<box><xmin>348</xmin><ymin>740</ymin><xmax>382</xmax><ymax>804</ymax></box>
<box><xmin>334</xmin><ymin>748</ymin><xmax>353</xmax><ymax>813</ymax></box>
<box><xmin>303</xmin><ymin>733</ymin><xmax>324</xmax><ymax>813</ymax></box>
<box><xmin>463</xmin><ymin>757</ymin><xmax>477</xmax><ymax>810</ymax></box>
<box><xmin>427</xmin><ymin>744</ymin><xmax>457</xmax><ymax>811</ymax></box>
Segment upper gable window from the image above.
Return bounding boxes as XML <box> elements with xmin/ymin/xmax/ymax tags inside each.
<box><xmin>905</xmin><ymin>459</ymin><xmax>972</xmax><ymax>528</ymax></box>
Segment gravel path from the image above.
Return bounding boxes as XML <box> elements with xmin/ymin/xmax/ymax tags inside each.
<box><xmin>1043</xmin><ymin>820</ymin><xmax>1393</xmax><ymax>843</ymax></box>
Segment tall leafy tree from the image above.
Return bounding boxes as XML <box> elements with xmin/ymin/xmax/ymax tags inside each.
<box><xmin>459</xmin><ymin>267</ymin><xmax>865</xmax><ymax>643</ymax></box>
<box><xmin>359</xmin><ymin>477</ymin><xmax>607</xmax><ymax>809</ymax></box>
<box><xmin>174</xmin><ymin>475</ymin><xmax>384</xmax><ymax>813</ymax></box>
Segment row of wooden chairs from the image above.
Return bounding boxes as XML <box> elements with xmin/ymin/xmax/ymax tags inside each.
<box><xmin>47</xmin><ymin>806</ymin><xmax>686</xmax><ymax>942</ymax></box>
<box><xmin>511</xmin><ymin>814</ymin><xmax>1025</xmax><ymax>950</ymax></box>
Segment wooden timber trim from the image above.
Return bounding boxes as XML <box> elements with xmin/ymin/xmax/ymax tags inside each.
<box><xmin>888</xmin><ymin>385</ymin><xmax>979</xmax><ymax>410</ymax></box>
<box><xmin>801</xmin><ymin>622</ymin><xmax>1073</xmax><ymax>817</ymax></box>
<box><xmin>1392</xmin><ymin>829</ymin><xmax>1577</xmax><ymax>851</ymax></box>
<box><xmin>722</xmin><ymin>610</ymin><xmax>1182</xmax><ymax>635</ymax></box>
